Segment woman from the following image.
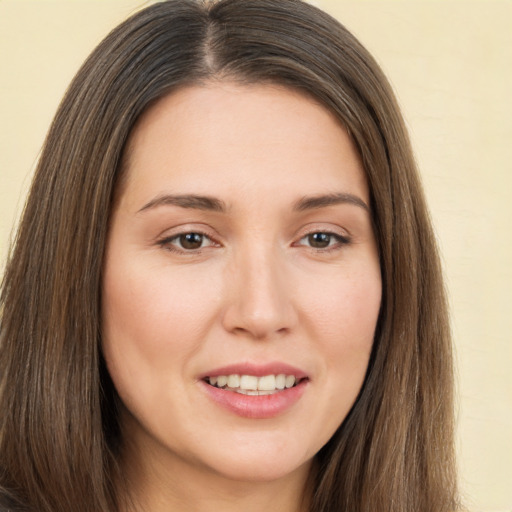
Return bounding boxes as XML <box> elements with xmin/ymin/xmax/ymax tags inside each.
<box><xmin>0</xmin><ymin>0</ymin><xmax>459</xmax><ymax>511</ymax></box>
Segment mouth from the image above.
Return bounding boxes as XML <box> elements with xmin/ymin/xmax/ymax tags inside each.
<box><xmin>199</xmin><ymin>364</ymin><xmax>309</xmax><ymax>418</ymax></box>
<box><xmin>204</xmin><ymin>373</ymin><xmax>307</xmax><ymax>395</ymax></box>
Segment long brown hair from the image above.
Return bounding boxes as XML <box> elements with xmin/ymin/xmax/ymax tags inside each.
<box><xmin>0</xmin><ymin>1</ymin><xmax>459</xmax><ymax>510</ymax></box>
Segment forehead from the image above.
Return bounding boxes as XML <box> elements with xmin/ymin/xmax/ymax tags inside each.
<box><xmin>119</xmin><ymin>82</ymin><xmax>368</xmax><ymax>210</ymax></box>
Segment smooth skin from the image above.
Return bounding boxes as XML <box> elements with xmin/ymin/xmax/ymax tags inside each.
<box><xmin>102</xmin><ymin>83</ymin><xmax>382</xmax><ymax>512</ymax></box>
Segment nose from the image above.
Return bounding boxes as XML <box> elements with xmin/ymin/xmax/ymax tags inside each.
<box><xmin>221</xmin><ymin>246</ymin><xmax>297</xmax><ymax>340</ymax></box>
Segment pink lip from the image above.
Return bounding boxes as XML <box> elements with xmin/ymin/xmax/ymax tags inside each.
<box><xmin>199</xmin><ymin>379</ymin><xmax>308</xmax><ymax>419</ymax></box>
<box><xmin>198</xmin><ymin>362</ymin><xmax>309</xmax><ymax>419</ymax></box>
<box><xmin>198</xmin><ymin>362</ymin><xmax>308</xmax><ymax>380</ymax></box>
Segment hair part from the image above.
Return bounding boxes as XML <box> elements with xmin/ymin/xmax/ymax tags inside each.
<box><xmin>0</xmin><ymin>1</ymin><xmax>459</xmax><ymax>510</ymax></box>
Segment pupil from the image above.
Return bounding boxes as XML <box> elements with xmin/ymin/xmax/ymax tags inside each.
<box><xmin>180</xmin><ymin>233</ymin><xmax>203</xmax><ymax>249</ymax></box>
<box><xmin>308</xmin><ymin>232</ymin><xmax>331</xmax><ymax>248</ymax></box>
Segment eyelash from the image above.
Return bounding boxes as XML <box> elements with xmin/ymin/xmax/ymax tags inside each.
<box><xmin>295</xmin><ymin>231</ymin><xmax>351</xmax><ymax>251</ymax></box>
<box><xmin>157</xmin><ymin>230</ymin><xmax>351</xmax><ymax>255</ymax></box>
<box><xmin>157</xmin><ymin>231</ymin><xmax>219</xmax><ymax>254</ymax></box>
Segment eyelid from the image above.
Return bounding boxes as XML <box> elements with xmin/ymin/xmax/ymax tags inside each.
<box><xmin>296</xmin><ymin>232</ymin><xmax>350</xmax><ymax>248</ymax></box>
<box><xmin>292</xmin><ymin>224</ymin><xmax>352</xmax><ymax>251</ymax></box>
<box><xmin>155</xmin><ymin>223</ymin><xmax>351</xmax><ymax>254</ymax></box>
<box><xmin>294</xmin><ymin>223</ymin><xmax>351</xmax><ymax>240</ymax></box>
<box><xmin>156</xmin><ymin>224</ymin><xmax>222</xmax><ymax>254</ymax></box>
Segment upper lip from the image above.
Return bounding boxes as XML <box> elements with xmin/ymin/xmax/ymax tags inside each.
<box><xmin>198</xmin><ymin>362</ymin><xmax>308</xmax><ymax>380</ymax></box>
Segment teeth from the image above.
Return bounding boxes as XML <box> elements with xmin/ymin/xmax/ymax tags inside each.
<box><xmin>239</xmin><ymin>389</ymin><xmax>259</xmax><ymax>396</ymax></box>
<box><xmin>216</xmin><ymin>375</ymin><xmax>228</xmax><ymax>388</ymax></box>
<box><xmin>240</xmin><ymin>375</ymin><xmax>258</xmax><ymax>390</ymax></box>
<box><xmin>236</xmin><ymin>389</ymin><xmax>275</xmax><ymax>396</ymax></box>
<box><xmin>227</xmin><ymin>374</ymin><xmax>240</xmax><ymax>388</ymax></box>
<box><xmin>207</xmin><ymin>374</ymin><xmax>299</xmax><ymax>392</ymax></box>
<box><xmin>285</xmin><ymin>375</ymin><xmax>296</xmax><ymax>388</ymax></box>
<box><xmin>257</xmin><ymin>374</ymin><xmax>275</xmax><ymax>390</ymax></box>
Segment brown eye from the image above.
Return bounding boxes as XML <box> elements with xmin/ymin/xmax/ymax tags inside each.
<box><xmin>159</xmin><ymin>231</ymin><xmax>218</xmax><ymax>254</ymax></box>
<box><xmin>296</xmin><ymin>231</ymin><xmax>350</xmax><ymax>251</ymax></box>
<box><xmin>307</xmin><ymin>232</ymin><xmax>332</xmax><ymax>248</ymax></box>
<box><xmin>178</xmin><ymin>233</ymin><xmax>204</xmax><ymax>250</ymax></box>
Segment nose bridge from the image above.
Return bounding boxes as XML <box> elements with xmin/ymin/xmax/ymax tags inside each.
<box><xmin>222</xmin><ymin>239</ymin><xmax>296</xmax><ymax>339</ymax></box>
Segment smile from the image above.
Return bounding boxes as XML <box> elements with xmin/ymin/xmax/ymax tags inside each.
<box><xmin>200</xmin><ymin>365</ymin><xmax>309</xmax><ymax>418</ymax></box>
<box><xmin>206</xmin><ymin>374</ymin><xmax>302</xmax><ymax>395</ymax></box>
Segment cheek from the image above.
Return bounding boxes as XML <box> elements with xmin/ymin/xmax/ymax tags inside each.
<box><xmin>298</xmin><ymin>261</ymin><xmax>381</xmax><ymax>402</ymax></box>
<box><xmin>100</xmin><ymin>253</ymin><xmax>221</xmax><ymax>389</ymax></box>
<box><xmin>302</xmin><ymin>263</ymin><xmax>381</xmax><ymax>346</ymax></box>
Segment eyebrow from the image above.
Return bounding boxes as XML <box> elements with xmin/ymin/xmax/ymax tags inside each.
<box><xmin>137</xmin><ymin>191</ymin><xmax>369</xmax><ymax>214</ymax></box>
<box><xmin>138</xmin><ymin>194</ymin><xmax>227</xmax><ymax>213</ymax></box>
<box><xmin>293</xmin><ymin>192</ymin><xmax>369</xmax><ymax>212</ymax></box>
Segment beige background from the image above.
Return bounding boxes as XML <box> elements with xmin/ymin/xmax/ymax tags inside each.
<box><xmin>1</xmin><ymin>1</ymin><xmax>511</xmax><ymax>510</ymax></box>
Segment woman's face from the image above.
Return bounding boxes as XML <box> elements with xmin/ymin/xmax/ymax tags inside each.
<box><xmin>102</xmin><ymin>83</ymin><xmax>381</xmax><ymax>487</ymax></box>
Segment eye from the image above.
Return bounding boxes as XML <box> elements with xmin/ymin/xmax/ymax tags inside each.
<box><xmin>297</xmin><ymin>231</ymin><xmax>350</xmax><ymax>250</ymax></box>
<box><xmin>159</xmin><ymin>232</ymin><xmax>216</xmax><ymax>252</ymax></box>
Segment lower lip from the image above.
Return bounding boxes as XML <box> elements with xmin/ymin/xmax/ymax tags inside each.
<box><xmin>200</xmin><ymin>380</ymin><xmax>308</xmax><ymax>419</ymax></box>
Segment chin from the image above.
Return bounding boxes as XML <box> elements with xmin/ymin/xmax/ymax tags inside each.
<box><xmin>192</xmin><ymin>433</ymin><xmax>316</xmax><ymax>484</ymax></box>
<box><xmin>207</xmin><ymin>454</ymin><xmax>313</xmax><ymax>484</ymax></box>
